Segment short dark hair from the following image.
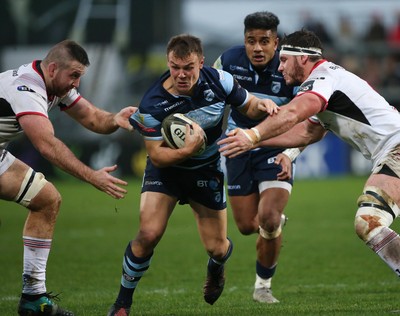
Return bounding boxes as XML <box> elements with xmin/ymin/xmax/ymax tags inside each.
<box><xmin>280</xmin><ymin>29</ymin><xmax>324</xmax><ymax>61</ymax></box>
<box><xmin>166</xmin><ymin>34</ymin><xmax>203</xmax><ymax>59</ymax></box>
<box><xmin>244</xmin><ymin>11</ymin><xmax>280</xmax><ymax>34</ymax></box>
<box><xmin>43</xmin><ymin>39</ymin><xmax>90</xmax><ymax>68</ymax></box>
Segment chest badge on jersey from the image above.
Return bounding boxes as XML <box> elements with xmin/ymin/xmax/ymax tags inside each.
<box><xmin>271</xmin><ymin>81</ymin><xmax>281</xmax><ymax>94</ymax></box>
<box><xmin>203</xmin><ymin>89</ymin><xmax>215</xmax><ymax>102</ymax></box>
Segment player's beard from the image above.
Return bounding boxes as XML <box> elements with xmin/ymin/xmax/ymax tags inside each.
<box><xmin>289</xmin><ymin>59</ymin><xmax>305</xmax><ymax>86</ymax></box>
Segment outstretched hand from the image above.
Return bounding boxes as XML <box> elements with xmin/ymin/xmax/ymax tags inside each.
<box><xmin>90</xmin><ymin>165</ymin><xmax>128</xmax><ymax>199</ymax></box>
<box><xmin>115</xmin><ymin>106</ymin><xmax>137</xmax><ymax>131</ymax></box>
<box><xmin>218</xmin><ymin>128</ymin><xmax>255</xmax><ymax>158</ymax></box>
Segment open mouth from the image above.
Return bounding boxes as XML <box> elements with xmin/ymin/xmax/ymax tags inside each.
<box><xmin>252</xmin><ymin>55</ymin><xmax>264</xmax><ymax>63</ymax></box>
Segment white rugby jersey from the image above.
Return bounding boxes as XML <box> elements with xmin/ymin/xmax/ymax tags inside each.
<box><xmin>0</xmin><ymin>60</ymin><xmax>81</xmax><ymax>149</ymax></box>
<box><xmin>299</xmin><ymin>60</ymin><xmax>400</xmax><ymax>169</ymax></box>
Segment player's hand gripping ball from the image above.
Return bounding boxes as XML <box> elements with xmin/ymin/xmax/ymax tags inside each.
<box><xmin>161</xmin><ymin>113</ymin><xmax>207</xmax><ymax>155</ymax></box>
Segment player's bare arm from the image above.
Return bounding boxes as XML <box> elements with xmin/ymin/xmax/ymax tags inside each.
<box><xmin>218</xmin><ymin>93</ymin><xmax>324</xmax><ymax>157</ymax></box>
<box><xmin>145</xmin><ymin>124</ymin><xmax>205</xmax><ymax>168</ymax></box>
<box><xmin>259</xmin><ymin>120</ymin><xmax>327</xmax><ymax>148</ymax></box>
<box><xmin>19</xmin><ymin>114</ymin><xmax>128</xmax><ymax>199</ymax></box>
<box><xmin>240</xmin><ymin>93</ymin><xmax>280</xmax><ymax>120</ymax></box>
<box><xmin>66</xmin><ymin>97</ymin><xmax>137</xmax><ymax>133</ymax></box>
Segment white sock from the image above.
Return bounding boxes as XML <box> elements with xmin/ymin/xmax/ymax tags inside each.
<box><xmin>367</xmin><ymin>227</ymin><xmax>400</xmax><ymax>277</ymax></box>
<box><xmin>254</xmin><ymin>274</ymin><xmax>272</xmax><ymax>289</ymax></box>
<box><xmin>22</xmin><ymin>236</ymin><xmax>52</xmax><ymax>294</ymax></box>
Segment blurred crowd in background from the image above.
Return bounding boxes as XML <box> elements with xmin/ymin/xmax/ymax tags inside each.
<box><xmin>1</xmin><ymin>0</ymin><xmax>400</xmax><ymax>179</ymax></box>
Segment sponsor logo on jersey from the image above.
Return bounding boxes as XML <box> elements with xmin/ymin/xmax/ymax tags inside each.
<box><xmin>155</xmin><ymin>100</ymin><xmax>169</xmax><ymax>108</ymax></box>
<box><xmin>233</xmin><ymin>74</ymin><xmax>252</xmax><ymax>82</ymax></box>
<box><xmin>329</xmin><ymin>65</ymin><xmax>343</xmax><ymax>70</ymax></box>
<box><xmin>271</xmin><ymin>81</ymin><xmax>281</xmax><ymax>94</ymax></box>
<box><xmin>163</xmin><ymin>100</ymin><xmax>185</xmax><ymax>112</ymax></box>
<box><xmin>299</xmin><ymin>80</ymin><xmax>314</xmax><ymax>92</ymax></box>
<box><xmin>144</xmin><ymin>180</ymin><xmax>163</xmax><ymax>186</ymax></box>
<box><xmin>17</xmin><ymin>85</ymin><xmax>35</xmax><ymax>93</ymax></box>
<box><xmin>229</xmin><ymin>65</ymin><xmax>248</xmax><ymax>73</ymax></box>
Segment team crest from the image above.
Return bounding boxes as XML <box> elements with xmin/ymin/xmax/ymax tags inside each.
<box><xmin>203</xmin><ymin>89</ymin><xmax>215</xmax><ymax>102</ymax></box>
<box><xmin>271</xmin><ymin>81</ymin><xmax>281</xmax><ymax>94</ymax></box>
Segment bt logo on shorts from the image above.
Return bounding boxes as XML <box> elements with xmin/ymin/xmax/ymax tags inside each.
<box><xmin>197</xmin><ymin>178</ymin><xmax>219</xmax><ymax>190</ymax></box>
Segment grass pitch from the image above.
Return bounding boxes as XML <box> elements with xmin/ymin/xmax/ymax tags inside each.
<box><xmin>1</xmin><ymin>176</ymin><xmax>399</xmax><ymax>315</ymax></box>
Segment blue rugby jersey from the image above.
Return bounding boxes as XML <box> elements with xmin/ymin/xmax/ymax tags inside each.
<box><xmin>214</xmin><ymin>45</ymin><xmax>296</xmax><ymax>131</ymax></box>
<box><xmin>130</xmin><ymin>66</ymin><xmax>249</xmax><ymax>169</ymax></box>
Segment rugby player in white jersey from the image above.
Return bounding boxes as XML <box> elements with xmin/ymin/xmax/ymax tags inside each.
<box><xmin>219</xmin><ymin>29</ymin><xmax>400</xmax><ymax>285</ymax></box>
<box><xmin>0</xmin><ymin>40</ymin><xmax>136</xmax><ymax>316</ymax></box>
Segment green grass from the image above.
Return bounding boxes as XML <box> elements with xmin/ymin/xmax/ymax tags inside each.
<box><xmin>1</xmin><ymin>176</ymin><xmax>400</xmax><ymax>315</ymax></box>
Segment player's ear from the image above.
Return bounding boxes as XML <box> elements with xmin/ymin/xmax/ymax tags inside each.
<box><xmin>47</xmin><ymin>62</ymin><xmax>57</xmax><ymax>78</ymax></box>
<box><xmin>300</xmin><ymin>55</ymin><xmax>309</xmax><ymax>65</ymax></box>
<box><xmin>274</xmin><ymin>36</ymin><xmax>279</xmax><ymax>49</ymax></box>
<box><xmin>199</xmin><ymin>56</ymin><xmax>205</xmax><ymax>69</ymax></box>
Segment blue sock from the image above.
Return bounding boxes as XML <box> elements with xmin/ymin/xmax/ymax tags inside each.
<box><xmin>256</xmin><ymin>260</ymin><xmax>277</xmax><ymax>279</ymax></box>
<box><xmin>207</xmin><ymin>237</ymin><xmax>233</xmax><ymax>276</ymax></box>
<box><xmin>115</xmin><ymin>242</ymin><xmax>153</xmax><ymax>307</ymax></box>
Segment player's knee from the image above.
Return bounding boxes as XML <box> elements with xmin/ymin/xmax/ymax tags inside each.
<box><xmin>134</xmin><ymin>229</ymin><xmax>163</xmax><ymax>251</ymax></box>
<box><xmin>44</xmin><ymin>183</ymin><xmax>62</xmax><ymax>213</ymax></box>
<box><xmin>354</xmin><ymin>186</ymin><xmax>399</xmax><ymax>242</ymax></box>
<box><xmin>14</xmin><ymin>169</ymin><xmax>55</xmax><ymax>208</ymax></box>
<box><xmin>258</xmin><ymin>213</ymin><xmax>284</xmax><ymax>240</ymax></box>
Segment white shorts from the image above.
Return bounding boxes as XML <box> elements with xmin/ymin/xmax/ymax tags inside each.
<box><xmin>0</xmin><ymin>149</ymin><xmax>16</xmax><ymax>176</ymax></box>
<box><xmin>373</xmin><ymin>145</ymin><xmax>400</xmax><ymax>178</ymax></box>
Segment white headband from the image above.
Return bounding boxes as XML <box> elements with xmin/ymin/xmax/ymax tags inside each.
<box><xmin>280</xmin><ymin>45</ymin><xmax>322</xmax><ymax>56</ymax></box>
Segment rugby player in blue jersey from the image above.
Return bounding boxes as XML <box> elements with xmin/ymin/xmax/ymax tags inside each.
<box><xmin>213</xmin><ymin>11</ymin><xmax>301</xmax><ymax>303</ymax></box>
<box><xmin>107</xmin><ymin>34</ymin><xmax>279</xmax><ymax>315</ymax></box>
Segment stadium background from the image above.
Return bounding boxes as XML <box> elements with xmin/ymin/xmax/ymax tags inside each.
<box><xmin>2</xmin><ymin>0</ymin><xmax>400</xmax><ymax>179</ymax></box>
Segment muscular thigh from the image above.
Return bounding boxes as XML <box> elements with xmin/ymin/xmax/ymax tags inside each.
<box><xmin>139</xmin><ymin>191</ymin><xmax>177</xmax><ymax>235</ymax></box>
<box><xmin>190</xmin><ymin>199</ymin><xmax>227</xmax><ymax>248</ymax></box>
<box><xmin>229</xmin><ymin>193</ymin><xmax>259</xmax><ymax>226</ymax></box>
<box><xmin>0</xmin><ymin>157</ymin><xmax>30</xmax><ymax>200</ymax></box>
<box><xmin>366</xmin><ymin>173</ymin><xmax>400</xmax><ymax>206</ymax></box>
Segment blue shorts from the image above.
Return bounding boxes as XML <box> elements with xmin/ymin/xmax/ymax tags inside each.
<box><xmin>226</xmin><ymin>148</ymin><xmax>294</xmax><ymax>196</ymax></box>
<box><xmin>142</xmin><ymin>157</ymin><xmax>226</xmax><ymax>210</ymax></box>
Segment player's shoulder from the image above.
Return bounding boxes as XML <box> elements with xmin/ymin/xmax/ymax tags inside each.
<box><xmin>219</xmin><ymin>45</ymin><xmax>246</xmax><ymax>65</ymax></box>
<box><xmin>200</xmin><ymin>66</ymin><xmax>233</xmax><ymax>86</ymax></box>
<box><xmin>5</xmin><ymin>62</ymin><xmax>47</xmax><ymax>100</ymax></box>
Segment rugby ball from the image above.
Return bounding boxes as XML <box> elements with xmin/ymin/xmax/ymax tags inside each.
<box><xmin>161</xmin><ymin>113</ymin><xmax>207</xmax><ymax>154</ymax></box>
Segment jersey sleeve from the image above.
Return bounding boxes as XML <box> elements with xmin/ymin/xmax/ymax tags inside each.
<box><xmin>216</xmin><ymin>69</ymin><xmax>248</xmax><ymax>108</ymax></box>
<box><xmin>12</xmin><ymin>84</ymin><xmax>49</xmax><ymax>119</ymax></box>
<box><xmin>297</xmin><ymin>68</ymin><xmax>331</xmax><ymax>108</ymax></box>
<box><xmin>58</xmin><ymin>88</ymin><xmax>82</xmax><ymax>110</ymax></box>
<box><xmin>129</xmin><ymin>110</ymin><xmax>163</xmax><ymax>141</ymax></box>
